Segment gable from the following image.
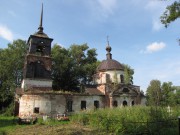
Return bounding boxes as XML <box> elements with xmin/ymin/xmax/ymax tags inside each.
<box><xmin>112</xmin><ymin>86</ymin><xmax>138</xmax><ymax>96</ymax></box>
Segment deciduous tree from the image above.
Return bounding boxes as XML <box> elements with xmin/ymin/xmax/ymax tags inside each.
<box><xmin>146</xmin><ymin>80</ymin><xmax>162</xmax><ymax>106</ymax></box>
<box><xmin>123</xmin><ymin>64</ymin><xmax>134</xmax><ymax>85</ymax></box>
<box><xmin>0</xmin><ymin>39</ymin><xmax>26</xmax><ymax>112</ymax></box>
<box><xmin>161</xmin><ymin>1</ymin><xmax>180</xmax><ymax>27</ymax></box>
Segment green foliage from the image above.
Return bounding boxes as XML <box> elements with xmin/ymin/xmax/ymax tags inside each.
<box><xmin>123</xmin><ymin>64</ymin><xmax>134</xmax><ymax>84</ymax></box>
<box><xmin>161</xmin><ymin>82</ymin><xmax>176</xmax><ymax>106</ymax></box>
<box><xmin>146</xmin><ymin>80</ymin><xmax>179</xmax><ymax>107</ymax></box>
<box><xmin>0</xmin><ymin>106</ymin><xmax>179</xmax><ymax>134</ymax></box>
<box><xmin>71</xmin><ymin>106</ymin><xmax>180</xmax><ymax>134</ymax></box>
<box><xmin>0</xmin><ymin>39</ymin><xmax>27</xmax><ymax>113</ymax></box>
<box><xmin>52</xmin><ymin>43</ymin><xmax>98</xmax><ymax>91</ymax></box>
<box><xmin>146</xmin><ymin>80</ymin><xmax>162</xmax><ymax>106</ymax></box>
<box><xmin>161</xmin><ymin>1</ymin><xmax>180</xmax><ymax>28</ymax></box>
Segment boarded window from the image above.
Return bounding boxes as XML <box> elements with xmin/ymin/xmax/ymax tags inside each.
<box><xmin>34</xmin><ymin>107</ymin><xmax>39</xmax><ymax>113</ymax></box>
<box><xmin>81</xmin><ymin>101</ymin><xmax>86</xmax><ymax>110</ymax></box>
<box><xmin>94</xmin><ymin>100</ymin><xmax>99</xmax><ymax>109</ymax></box>
<box><xmin>113</xmin><ymin>100</ymin><xmax>118</xmax><ymax>107</ymax></box>
<box><xmin>67</xmin><ymin>101</ymin><xmax>73</xmax><ymax>112</ymax></box>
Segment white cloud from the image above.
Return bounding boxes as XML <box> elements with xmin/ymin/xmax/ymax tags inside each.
<box><xmin>145</xmin><ymin>1</ymin><xmax>163</xmax><ymax>11</ymax></box>
<box><xmin>144</xmin><ymin>1</ymin><xmax>169</xmax><ymax>31</ymax></box>
<box><xmin>97</xmin><ymin>0</ymin><xmax>118</xmax><ymax>15</ymax></box>
<box><xmin>86</xmin><ymin>0</ymin><xmax>118</xmax><ymax>20</ymax></box>
<box><xmin>140</xmin><ymin>42</ymin><xmax>166</xmax><ymax>54</ymax></box>
<box><xmin>0</xmin><ymin>24</ymin><xmax>14</xmax><ymax>42</ymax></box>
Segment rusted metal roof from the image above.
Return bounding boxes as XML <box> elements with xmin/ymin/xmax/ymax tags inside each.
<box><xmin>33</xmin><ymin>31</ymin><xmax>49</xmax><ymax>38</ymax></box>
<box><xmin>85</xmin><ymin>87</ymin><xmax>105</xmax><ymax>95</ymax></box>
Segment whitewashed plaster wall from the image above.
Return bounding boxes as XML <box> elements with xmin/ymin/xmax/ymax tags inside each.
<box><xmin>19</xmin><ymin>94</ymin><xmax>105</xmax><ymax>116</ymax></box>
<box><xmin>95</xmin><ymin>70</ymin><xmax>124</xmax><ymax>84</ymax></box>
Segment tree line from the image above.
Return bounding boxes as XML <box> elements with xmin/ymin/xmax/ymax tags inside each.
<box><xmin>146</xmin><ymin>80</ymin><xmax>180</xmax><ymax>106</ymax></box>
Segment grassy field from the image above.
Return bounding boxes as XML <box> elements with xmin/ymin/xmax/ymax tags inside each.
<box><xmin>0</xmin><ymin>106</ymin><xmax>180</xmax><ymax>135</ymax></box>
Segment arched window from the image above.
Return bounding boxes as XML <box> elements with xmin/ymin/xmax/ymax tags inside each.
<box><xmin>113</xmin><ymin>100</ymin><xmax>118</xmax><ymax>107</ymax></box>
<box><xmin>132</xmin><ymin>101</ymin><xmax>134</xmax><ymax>106</ymax></box>
<box><xmin>123</xmin><ymin>100</ymin><xmax>127</xmax><ymax>106</ymax></box>
<box><xmin>106</xmin><ymin>74</ymin><xmax>111</xmax><ymax>83</ymax></box>
<box><xmin>120</xmin><ymin>75</ymin><xmax>124</xmax><ymax>83</ymax></box>
<box><xmin>123</xmin><ymin>88</ymin><xmax>129</xmax><ymax>93</ymax></box>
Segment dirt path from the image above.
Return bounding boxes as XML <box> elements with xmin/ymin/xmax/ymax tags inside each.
<box><xmin>8</xmin><ymin>124</ymin><xmax>101</xmax><ymax>135</ymax></box>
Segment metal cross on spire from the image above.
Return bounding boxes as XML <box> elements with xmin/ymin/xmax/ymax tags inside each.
<box><xmin>107</xmin><ymin>35</ymin><xmax>110</xmax><ymax>46</ymax></box>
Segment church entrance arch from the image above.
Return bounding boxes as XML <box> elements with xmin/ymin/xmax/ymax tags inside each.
<box><xmin>123</xmin><ymin>100</ymin><xmax>127</xmax><ymax>106</ymax></box>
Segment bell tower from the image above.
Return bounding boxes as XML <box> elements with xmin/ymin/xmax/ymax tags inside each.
<box><xmin>21</xmin><ymin>4</ymin><xmax>53</xmax><ymax>90</ymax></box>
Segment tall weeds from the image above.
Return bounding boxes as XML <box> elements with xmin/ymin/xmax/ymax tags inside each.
<box><xmin>71</xmin><ymin>106</ymin><xmax>180</xmax><ymax>134</ymax></box>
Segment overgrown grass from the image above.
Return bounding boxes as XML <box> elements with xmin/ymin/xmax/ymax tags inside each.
<box><xmin>0</xmin><ymin>116</ymin><xmax>70</xmax><ymax>135</ymax></box>
<box><xmin>0</xmin><ymin>106</ymin><xmax>179</xmax><ymax>134</ymax></box>
<box><xmin>0</xmin><ymin>116</ymin><xmax>18</xmax><ymax>135</ymax></box>
<box><xmin>71</xmin><ymin>106</ymin><xmax>180</xmax><ymax>134</ymax></box>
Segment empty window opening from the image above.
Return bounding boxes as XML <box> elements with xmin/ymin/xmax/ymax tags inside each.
<box><xmin>132</xmin><ymin>101</ymin><xmax>134</xmax><ymax>106</ymax></box>
<box><xmin>113</xmin><ymin>100</ymin><xmax>118</xmax><ymax>107</ymax></box>
<box><xmin>120</xmin><ymin>75</ymin><xmax>124</xmax><ymax>83</ymax></box>
<box><xmin>67</xmin><ymin>100</ymin><xmax>73</xmax><ymax>112</ymax></box>
<box><xmin>36</xmin><ymin>46</ymin><xmax>44</xmax><ymax>56</ymax></box>
<box><xmin>106</xmin><ymin>74</ymin><xmax>111</xmax><ymax>83</ymax></box>
<box><xmin>94</xmin><ymin>100</ymin><xmax>99</xmax><ymax>109</ymax></box>
<box><xmin>81</xmin><ymin>101</ymin><xmax>86</xmax><ymax>110</ymax></box>
<box><xmin>34</xmin><ymin>107</ymin><xmax>39</xmax><ymax>113</ymax></box>
<box><xmin>123</xmin><ymin>101</ymin><xmax>127</xmax><ymax>107</ymax></box>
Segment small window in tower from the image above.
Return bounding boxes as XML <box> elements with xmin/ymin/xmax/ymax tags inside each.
<box><xmin>106</xmin><ymin>74</ymin><xmax>111</xmax><ymax>83</ymax></box>
<box><xmin>120</xmin><ymin>75</ymin><xmax>124</xmax><ymax>83</ymax></box>
<box><xmin>36</xmin><ymin>46</ymin><xmax>44</xmax><ymax>56</ymax></box>
<box><xmin>34</xmin><ymin>107</ymin><xmax>39</xmax><ymax>113</ymax></box>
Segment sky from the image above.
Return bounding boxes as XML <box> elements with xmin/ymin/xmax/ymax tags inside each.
<box><xmin>0</xmin><ymin>0</ymin><xmax>180</xmax><ymax>92</ymax></box>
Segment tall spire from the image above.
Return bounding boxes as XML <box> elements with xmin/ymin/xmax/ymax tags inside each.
<box><xmin>38</xmin><ymin>3</ymin><xmax>44</xmax><ymax>33</ymax></box>
<box><xmin>106</xmin><ymin>36</ymin><xmax>112</xmax><ymax>59</ymax></box>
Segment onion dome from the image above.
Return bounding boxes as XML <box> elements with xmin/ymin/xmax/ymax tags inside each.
<box><xmin>97</xmin><ymin>38</ymin><xmax>124</xmax><ymax>71</ymax></box>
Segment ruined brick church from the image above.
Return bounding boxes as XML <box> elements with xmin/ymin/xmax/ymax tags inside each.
<box><xmin>15</xmin><ymin>6</ymin><xmax>145</xmax><ymax>117</ymax></box>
